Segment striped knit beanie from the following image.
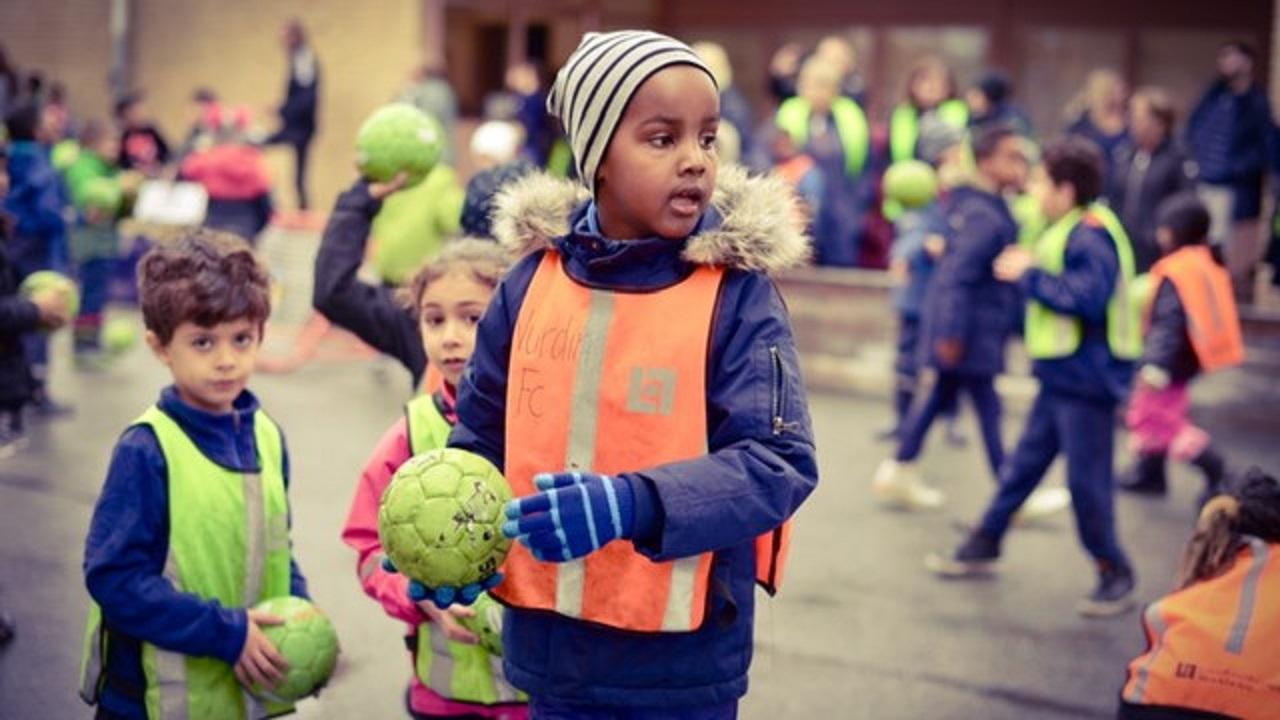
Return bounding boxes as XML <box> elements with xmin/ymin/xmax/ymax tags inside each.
<box><xmin>547</xmin><ymin>30</ymin><xmax>717</xmax><ymax>193</ymax></box>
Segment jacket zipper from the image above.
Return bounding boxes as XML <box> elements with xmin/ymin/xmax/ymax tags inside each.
<box><xmin>769</xmin><ymin>345</ymin><xmax>799</xmax><ymax>436</ymax></box>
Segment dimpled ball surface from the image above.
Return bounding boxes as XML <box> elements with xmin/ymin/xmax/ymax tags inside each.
<box><xmin>82</xmin><ymin>177</ymin><xmax>124</xmax><ymax>216</ymax></box>
<box><xmin>355</xmin><ymin>103</ymin><xmax>444</xmax><ymax>187</ymax></box>
<box><xmin>102</xmin><ymin>316</ymin><xmax>139</xmax><ymax>354</ymax></box>
<box><xmin>458</xmin><ymin>592</ymin><xmax>505</xmax><ymax>656</ymax></box>
<box><xmin>378</xmin><ymin>449</ymin><xmax>513</xmax><ymax>589</ymax></box>
<box><xmin>250</xmin><ymin>596</ymin><xmax>339</xmax><ymax>703</ymax></box>
<box><xmin>883</xmin><ymin>159</ymin><xmax>940</xmax><ymax>210</ymax></box>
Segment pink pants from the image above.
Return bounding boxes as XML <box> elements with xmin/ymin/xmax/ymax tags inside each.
<box><xmin>1125</xmin><ymin>383</ymin><xmax>1209</xmax><ymax>461</ymax></box>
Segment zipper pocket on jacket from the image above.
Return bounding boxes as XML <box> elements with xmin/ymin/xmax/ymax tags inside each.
<box><xmin>769</xmin><ymin>345</ymin><xmax>800</xmax><ymax>436</ymax></box>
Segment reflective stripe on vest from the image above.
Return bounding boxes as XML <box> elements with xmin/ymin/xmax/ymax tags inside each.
<box><xmin>79</xmin><ymin>406</ymin><xmax>293</xmax><ymax>719</ymax></box>
<box><xmin>413</xmin><ymin>619</ymin><xmax>524</xmax><ymax>705</ymax></box>
<box><xmin>497</xmin><ymin>252</ymin><xmax>721</xmax><ymax>632</ymax></box>
<box><xmin>776</xmin><ymin>96</ymin><xmax>870</xmax><ymax>178</ymax></box>
<box><xmin>889</xmin><ymin>99</ymin><xmax>969</xmax><ymax>164</ymax></box>
<box><xmin>1148</xmin><ymin>246</ymin><xmax>1245</xmax><ymax>372</ymax></box>
<box><xmin>1122</xmin><ymin>539</ymin><xmax>1280</xmax><ymax>718</ymax></box>
<box><xmin>405</xmin><ymin>392</ymin><xmax>454</xmax><ymax>456</ymax></box>
<box><xmin>1025</xmin><ymin>204</ymin><xmax>1142</xmax><ymax>360</ymax></box>
<box><xmin>402</xmin><ymin>394</ymin><xmax>525</xmax><ymax>705</ymax></box>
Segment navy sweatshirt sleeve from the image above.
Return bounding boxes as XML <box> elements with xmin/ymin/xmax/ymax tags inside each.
<box><xmin>0</xmin><ymin>296</ymin><xmax>39</xmax><ymax>335</ymax></box>
<box><xmin>83</xmin><ymin>427</ymin><xmax>248</xmax><ymax>665</ymax></box>
<box><xmin>312</xmin><ymin>180</ymin><xmax>426</xmax><ymax>385</ymax></box>
<box><xmin>1021</xmin><ymin>222</ymin><xmax>1118</xmax><ymax>322</ymax></box>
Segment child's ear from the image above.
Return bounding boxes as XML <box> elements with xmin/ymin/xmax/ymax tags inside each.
<box><xmin>145</xmin><ymin>330</ymin><xmax>170</xmax><ymax>365</ymax></box>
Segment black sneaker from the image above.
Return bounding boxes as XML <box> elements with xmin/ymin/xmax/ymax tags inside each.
<box><xmin>1118</xmin><ymin>454</ymin><xmax>1167</xmax><ymax>496</ymax></box>
<box><xmin>925</xmin><ymin>531</ymin><xmax>1000</xmax><ymax>577</ymax></box>
<box><xmin>1077</xmin><ymin>564</ymin><xmax>1136</xmax><ymax>618</ymax></box>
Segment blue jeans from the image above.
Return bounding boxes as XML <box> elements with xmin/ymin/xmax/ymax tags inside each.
<box><xmin>978</xmin><ymin>388</ymin><xmax>1131</xmax><ymax>570</ymax></box>
<box><xmin>896</xmin><ymin>371</ymin><xmax>1004</xmax><ymax>477</ymax></box>
<box><xmin>527</xmin><ymin>697</ymin><xmax>737</xmax><ymax>720</ymax></box>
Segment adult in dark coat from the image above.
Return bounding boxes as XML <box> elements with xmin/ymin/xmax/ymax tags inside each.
<box><xmin>1186</xmin><ymin>41</ymin><xmax>1272</xmax><ymax>301</ymax></box>
<box><xmin>872</xmin><ymin>125</ymin><xmax>1027</xmax><ymax>510</ymax></box>
<box><xmin>266</xmin><ymin>20</ymin><xmax>319</xmax><ymax>210</ymax></box>
<box><xmin>1108</xmin><ymin>87</ymin><xmax>1196</xmax><ymax>272</ymax></box>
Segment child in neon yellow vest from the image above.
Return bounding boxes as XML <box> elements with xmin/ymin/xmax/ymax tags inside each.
<box><xmin>341</xmin><ymin>238</ymin><xmax>527</xmax><ymax>719</ymax></box>
<box><xmin>81</xmin><ymin>229</ymin><xmax>310</xmax><ymax>719</ymax></box>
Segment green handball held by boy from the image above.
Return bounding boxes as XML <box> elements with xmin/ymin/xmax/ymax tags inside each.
<box><xmin>378</xmin><ymin>449</ymin><xmax>513</xmax><ymax>603</ymax></box>
<box><xmin>355</xmin><ymin>103</ymin><xmax>445</xmax><ymax>188</ymax></box>
<box><xmin>248</xmin><ymin>596</ymin><xmax>340</xmax><ymax>703</ymax></box>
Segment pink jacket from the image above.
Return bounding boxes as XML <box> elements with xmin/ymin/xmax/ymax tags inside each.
<box><xmin>342</xmin><ymin>412</ymin><xmax>527</xmax><ymax>719</ymax></box>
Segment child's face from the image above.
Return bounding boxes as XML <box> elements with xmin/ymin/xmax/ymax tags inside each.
<box><xmin>419</xmin><ymin>269</ymin><xmax>492</xmax><ymax>388</ymax></box>
<box><xmin>147</xmin><ymin>318</ymin><xmax>261</xmax><ymax>414</ymax></box>
<box><xmin>1029</xmin><ymin>166</ymin><xmax>1075</xmax><ymax>221</ymax></box>
<box><xmin>594</xmin><ymin>65</ymin><xmax>719</xmax><ymax>240</ymax></box>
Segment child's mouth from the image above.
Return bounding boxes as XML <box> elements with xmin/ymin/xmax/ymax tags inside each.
<box><xmin>668</xmin><ymin>187</ymin><xmax>705</xmax><ymax>217</ymax></box>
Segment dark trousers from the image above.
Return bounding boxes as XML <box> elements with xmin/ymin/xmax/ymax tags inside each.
<box><xmin>265</xmin><ymin>130</ymin><xmax>312</xmax><ymax>209</ymax></box>
<box><xmin>978</xmin><ymin>388</ymin><xmax>1130</xmax><ymax>569</ymax></box>
<box><xmin>896</xmin><ymin>370</ymin><xmax>1004</xmax><ymax>477</ymax></box>
<box><xmin>528</xmin><ymin>696</ymin><xmax>737</xmax><ymax>720</ymax></box>
<box><xmin>892</xmin><ymin>316</ymin><xmax>957</xmax><ymax>430</ymax></box>
<box><xmin>75</xmin><ymin>257</ymin><xmax>116</xmax><ymax>350</ymax></box>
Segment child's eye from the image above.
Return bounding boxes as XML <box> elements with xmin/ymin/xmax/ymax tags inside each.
<box><xmin>648</xmin><ymin>134</ymin><xmax>673</xmax><ymax>148</ymax></box>
<box><xmin>700</xmin><ymin>133</ymin><xmax>718</xmax><ymax>150</ymax></box>
<box><xmin>467</xmin><ymin>313</ymin><xmax>482</xmax><ymax>326</ymax></box>
<box><xmin>192</xmin><ymin>336</ymin><xmax>213</xmax><ymax>351</ymax></box>
<box><xmin>233</xmin><ymin>332</ymin><xmax>254</xmax><ymax>347</ymax></box>
<box><xmin>424</xmin><ymin>315</ymin><xmax>446</xmax><ymax>327</ymax></box>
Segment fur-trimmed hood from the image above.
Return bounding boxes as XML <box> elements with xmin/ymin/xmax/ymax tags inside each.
<box><xmin>491</xmin><ymin>165</ymin><xmax>811</xmax><ymax>273</ymax></box>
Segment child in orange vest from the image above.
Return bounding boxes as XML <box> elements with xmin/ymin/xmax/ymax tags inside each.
<box><xmin>1120</xmin><ymin>193</ymin><xmax>1244</xmax><ymax>506</ymax></box>
<box><xmin>1118</xmin><ymin>468</ymin><xmax>1280</xmax><ymax>719</ymax></box>
<box><xmin>432</xmin><ymin>30</ymin><xmax>817</xmax><ymax>718</ymax></box>
<box><xmin>341</xmin><ymin>237</ymin><xmax>527</xmax><ymax>719</ymax></box>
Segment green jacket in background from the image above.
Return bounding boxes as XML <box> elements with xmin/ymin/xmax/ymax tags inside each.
<box><xmin>371</xmin><ymin>165</ymin><xmax>464</xmax><ymax>286</ymax></box>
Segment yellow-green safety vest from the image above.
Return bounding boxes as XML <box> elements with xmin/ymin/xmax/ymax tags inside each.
<box><xmin>889</xmin><ymin>99</ymin><xmax>969</xmax><ymax>164</ymax></box>
<box><xmin>80</xmin><ymin>407</ymin><xmax>294</xmax><ymax>720</ymax></box>
<box><xmin>403</xmin><ymin>394</ymin><xmax>525</xmax><ymax>706</ymax></box>
<box><xmin>776</xmin><ymin>96</ymin><xmax>870</xmax><ymax>178</ymax></box>
<box><xmin>1025</xmin><ymin>203</ymin><xmax>1143</xmax><ymax>360</ymax></box>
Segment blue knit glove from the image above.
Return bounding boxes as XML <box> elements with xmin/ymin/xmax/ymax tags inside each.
<box><xmin>380</xmin><ymin>556</ymin><xmax>504</xmax><ymax>610</ymax></box>
<box><xmin>502</xmin><ymin>472</ymin><xmax>635</xmax><ymax>562</ymax></box>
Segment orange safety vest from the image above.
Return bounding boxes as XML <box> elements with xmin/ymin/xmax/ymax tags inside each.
<box><xmin>1148</xmin><ymin>246</ymin><xmax>1245</xmax><ymax>372</ymax></box>
<box><xmin>775</xmin><ymin>155</ymin><xmax>816</xmax><ymax>188</ymax></box>
<box><xmin>1122</xmin><ymin>538</ymin><xmax>1280</xmax><ymax>719</ymax></box>
<box><xmin>497</xmin><ymin>251</ymin><xmax>791</xmax><ymax>633</ymax></box>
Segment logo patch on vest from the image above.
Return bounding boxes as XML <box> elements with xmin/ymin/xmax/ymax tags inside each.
<box><xmin>626</xmin><ymin>368</ymin><xmax>676</xmax><ymax>415</ymax></box>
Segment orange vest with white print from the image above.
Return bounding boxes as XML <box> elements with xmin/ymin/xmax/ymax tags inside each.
<box><xmin>495</xmin><ymin>251</ymin><xmax>791</xmax><ymax>632</ymax></box>
<box><xmin>1122</xmin><ymin>538</ymin><xmax>1280</xmax><ymax>719</ymax></box>
<box><xmin>1148</xmin><ymin>246</ymin><xmax>1244</xmax><ymax>372</ymax></box>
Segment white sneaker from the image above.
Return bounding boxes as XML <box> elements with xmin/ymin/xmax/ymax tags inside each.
<box><xmin>872</xmin><ymin>459</ymin><xmax>945</xmax><ymax>510</ymax></box>
<box><xmin>1014</xmin><ymin>486</ymin><xmax>1072</xmax><ymax>524</ymax></box>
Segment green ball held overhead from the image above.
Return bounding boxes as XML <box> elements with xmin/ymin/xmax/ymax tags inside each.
<box><xmin>883</xmin><ymin>159</ymin><xmax>940</xmax><ymax>211</ymax></box>
<box><xmin>355</xmin><ymin>103</ymin><xmax>445</xmax><ymax>188</ymax></box>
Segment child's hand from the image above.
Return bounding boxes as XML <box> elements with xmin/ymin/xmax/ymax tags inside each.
<box><xmin>30</xmin><ymin>288</ymin><xmax>70</xmax><ymax>329</ymax></box>
<box><xmin>924</xmin><ymin>233</ymin><xmax>947</xmax><ymax>259</ymax></box>
<box><xmin>502</xmin><ymin>472</ymin><xmax>635</xmax><ymax>562</ymax></box>
<box><xmin>234</xmin><ymin>609</ymin><xmax>289</xmax><ymax>691</ymax></box>
<box><xmin>994</xmin><ymin>246</ymin><xmax>1034</xmax><ymax>282</ymax></box>
<box><xmin>366</xmin><ymin>170</ymin><xmax>410</xmax><ymax>200</ymax></box>
<box><xmin>381</xmin><ymin>555</ymin><xmax>504</xmax><ymax>610</ymax></box>
<box><xmin>418</xmin><ymin>602</ymin><xmax>480</xmax><ymax>645</ymax></box>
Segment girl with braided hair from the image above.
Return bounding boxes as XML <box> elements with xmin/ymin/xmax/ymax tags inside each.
<box><xmin>1119</xmin><ymin>469</ymin><xmax>1280</xmax><ymax>719</ymax></box>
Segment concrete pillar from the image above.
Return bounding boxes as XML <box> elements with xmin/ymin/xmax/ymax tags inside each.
<box><xmin>424</xmin><ymin>0</ymin><xmax>446</xmax><ymax>71</ymax></box>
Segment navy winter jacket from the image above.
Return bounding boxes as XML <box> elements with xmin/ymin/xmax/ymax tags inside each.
<box><xmin>0</xmin><ymin>215</ymin><xmax>38</xmax><ymax>409</ymax></box>
<box><xmin>1141</xmin><ymin>277</ymin><xmax>1201</xmax><ymax>386</ymax></box>
<box><xmin>4</xmin><ymin>140</ymin><xmax>67</xmax><ymax>273</ymax></box>
<box><xmin>1187</xmin><ymin>80</ymin><xmax>1272</xmax><ymax>220</ymax></box>
<box><xmin>921</xmin><ymin>185</ymin><xmax>1019</xmax><ymax>376</ymax></box>
<box><xmin>1021</xmin><ymin>220</ymin><xmax>1136</xmax><ymax>402</ymax></box>
<box><xmin>449</xmin><ymin>168</ymin><xmax>819</xmax><ymax>708</ymax></box>
<box><xmin>83</xmin><ymin>387</ymin><xmax>309</xmax><ymax>719</ymax></box>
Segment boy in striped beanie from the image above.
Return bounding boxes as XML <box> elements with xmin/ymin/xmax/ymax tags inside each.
<box><xmin>429</xmin><ymin>29</ymin><xmax>818</xmax><ymax>718</ymax></box>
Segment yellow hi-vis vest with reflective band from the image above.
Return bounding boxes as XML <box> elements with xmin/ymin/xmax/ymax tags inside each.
<box><xmin>402</xmin><ymin>394</ymin><xmax>525</xmax><ymax>706</ymax></box>
<box><xmin>889</xmin><ymin>99</ymin><xmax>969</xmax><ymax>164</ymax></box>
<box><xmin>776</xmin><ymin>96</ymin><xmax>870</xmax><ymax>178</ymax></box>
<box><xmin>79</xmin><ymin>406</ymin><xmax>293</xmax><ymax>720</ymax></box>
<box><xmin>1025</xmin><ymin>203</ymin><xmax>1143</xmax><ymax>361</ymax></box>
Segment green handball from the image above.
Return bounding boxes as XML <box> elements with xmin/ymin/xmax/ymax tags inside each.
<box><xmin>378</xmin><ymin>449</ymin><xmax>512</xmax><ymax>589</ymax></box>
<box><xmin>102</xmin><ymin>316</ymin><xmax>139</xmax><ymax>355</ymax></box>
<box><xmin>82</xmin><ymin>177</ymin><xmax>124</xmax><ymax>217</ymax></box>
<box><xmin>51</xmin><ymin>139</ymin><xmax>80</xmax><ymax>171</ymax></box>
<box><xmin>355</xmin><ymin>103</ymin><xmax>444</xmax><ymax>187</ymax></box>
<box><xmin>458</xmin><ymin>592</ymin><xmax>504</xmax><ymax>656</ymax></box>
<box><xmin>250</xmin><ymin>596</ymin><xmax>339</xmax><ymax>703</ymax></box>
<box><xmin>20</xmin><ymin>270</ymin><xmax>80</xmax><ymax>320</ymax></box>
<box><xmin>883</xmin><ymin>159</ymin><xmax>939</xmax><ymax>210</ymax></box>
